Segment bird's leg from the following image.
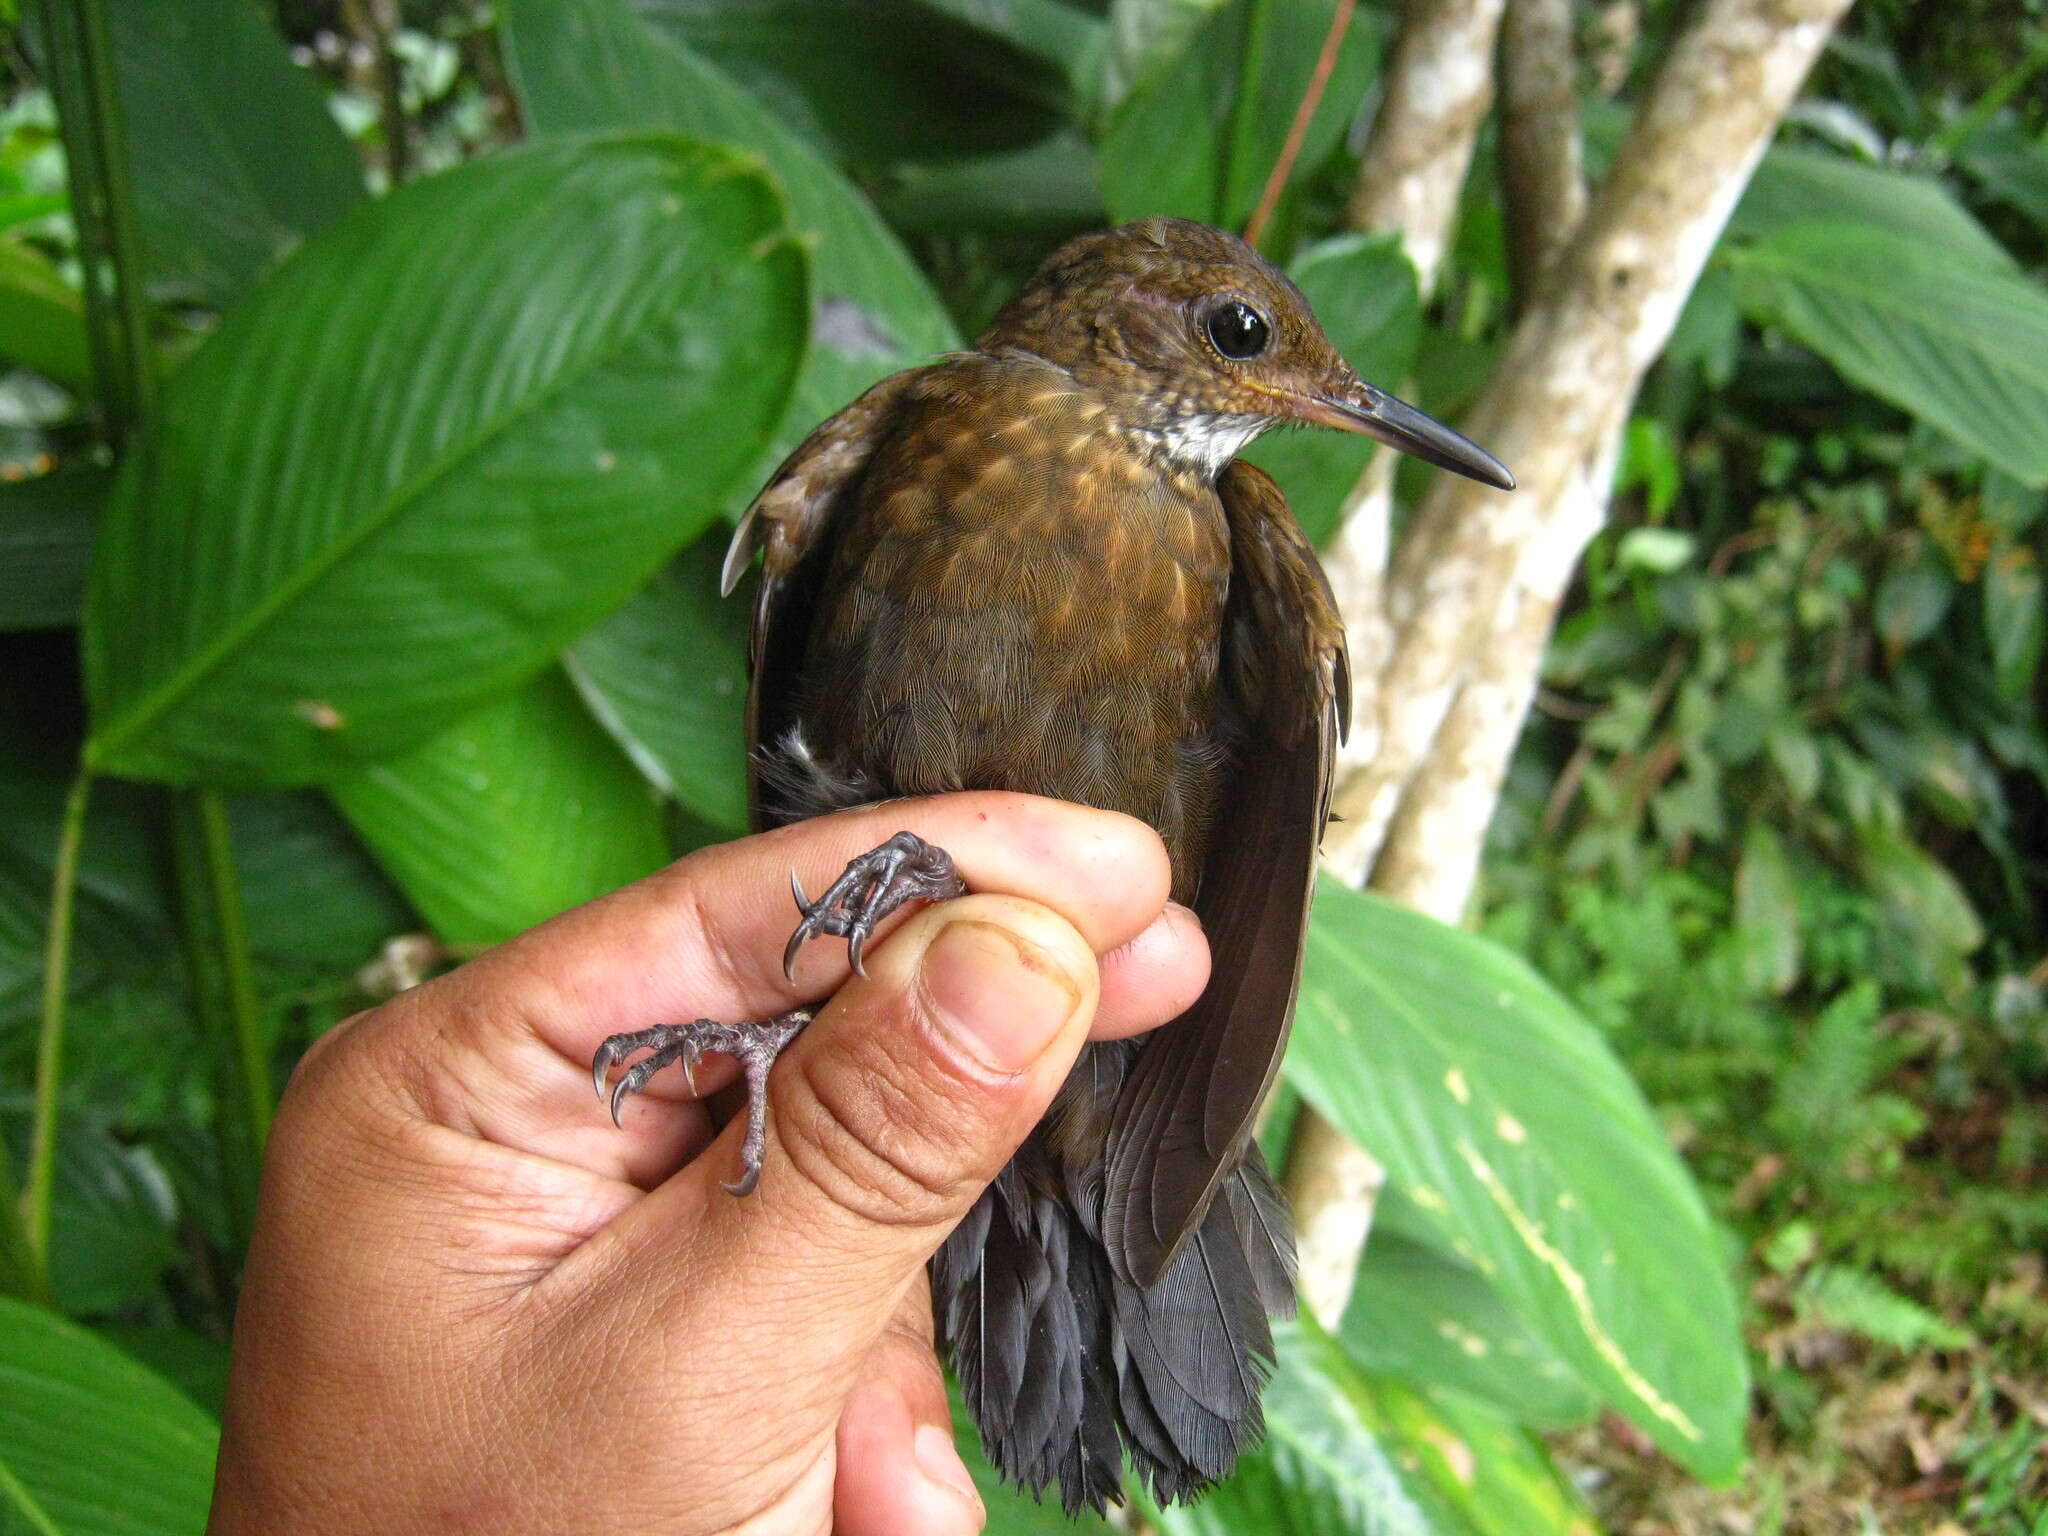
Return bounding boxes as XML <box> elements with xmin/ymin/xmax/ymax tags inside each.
<box><xmin>593</xmin><ymin>832</ymin><xmax>963</xmax><ymax>1197</ymax></box>
<box><xmin>782</xmin><ymin>830</ymin><xmax>967</xmax><ymax>980</ymax></box>
<box><xmin>593</xmin><ymin>1011</ymin><xmax>812</xmax><ymax>1195</ymax></box>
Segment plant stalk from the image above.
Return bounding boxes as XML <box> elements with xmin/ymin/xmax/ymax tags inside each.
<box><xmin>170</xmin><ymin>792</ymin><xmax>271</xmax><ymax>1251</ymax></box>
<box><xmin>19</xmin><ymin>771</ymin><xmax>92</xmax><ymax>1306</ymax></box>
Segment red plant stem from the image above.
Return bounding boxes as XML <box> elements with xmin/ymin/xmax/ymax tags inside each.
<box><xmin>1243</xmin><ymin>0</ymin><xmax>1359</xmax><ymax>249</ymax></box>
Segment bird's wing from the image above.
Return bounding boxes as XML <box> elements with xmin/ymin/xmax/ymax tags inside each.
<box><xmin>1102</xmin><ymin>459</ymin><xmax>1349</xmax><ymax>1288</ymax></box>
<box><xmin>722</xmin><ymin>366</ymin><xmax>925</xmax><ymax>821</ymax></box>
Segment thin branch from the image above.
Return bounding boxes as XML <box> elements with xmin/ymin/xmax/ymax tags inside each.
<box><xmin>1243</xmin><ymin>0</ymin><xmax>1359</xmax><ymax>249</ymax></box>
<box><xmin>1346</xmin><ymin>0</ymin><xmax>1509</xmax><ymax>293</ymax></box>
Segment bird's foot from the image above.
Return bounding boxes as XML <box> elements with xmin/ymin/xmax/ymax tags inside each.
<box><xmin>592</xmin><ymin>1011</ymin><xmax>812</xmax><ymax>1195</ymax></box>
<box><xmin>783</xmin><ymin>830</ymin><xmax>966</xmax><ymax>980</ymax></box>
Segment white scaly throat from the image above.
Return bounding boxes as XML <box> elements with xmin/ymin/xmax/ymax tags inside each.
<box><xmin>1156</xmin><ymin>413</ymin><xmax>1271</xmax><ymax>477</ymax></box>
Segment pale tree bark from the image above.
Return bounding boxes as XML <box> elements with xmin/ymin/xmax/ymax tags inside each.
<box><xmin>1290</xmin><ymin>0</ymin><xmax>1509</xmax><ymax>1327</ymax></box>
<box><xmin>1325</xmin><ymin>0</ymin><xmax>1509</xmax><ymax>778</ymax></box>
<box><xmin>1498</xmin><ymin>0</ymin><xmax>1586</xmax><ymax>307</ymax></box>
<box><xmin>1287</xmin><ymin>0</ymin><xmax>1856</xmax><ymax>1326</ymax></box>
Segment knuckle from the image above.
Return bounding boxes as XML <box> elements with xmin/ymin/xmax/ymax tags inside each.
<box><xmin>773</xmin><ymin>1030</ymin><xmax>982</xmax><ymax>1230</ymax></box>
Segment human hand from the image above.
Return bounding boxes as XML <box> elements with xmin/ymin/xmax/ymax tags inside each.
<box><xmin>206</xmin><ymin>794</ymin><xmax>1209</xmax><ymax>1536</ymax></box>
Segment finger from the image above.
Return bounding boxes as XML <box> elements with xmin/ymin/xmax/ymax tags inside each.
<box><xmin>572</xmin><ymin>895</ymin><xmax>1094</xmax><ymax>1462</ymax></box>
<box><xmin>1091</xmin><ymin>901</ymin><xmax>1209</xmax><ymax>1040</ymax></box>
<box><xmin>511</xmin><ymin>792</ymin><xmax>1168</xmax><ymax>1047</ymax></box>
<box><xmin>835</xmin><ymin>1288</ymin><xmax>984</xmax><ymax>1536</ymax></box>
<box><xmin>377</xmin><ymin>795</ymin><xmax>1183</xmax><ymax>1181</ymax></box>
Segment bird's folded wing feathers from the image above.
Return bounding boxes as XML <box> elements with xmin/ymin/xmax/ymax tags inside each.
<box><xmin>1101</xmin><ymin>459</ymin><xmax>1348</xmax><ymax>1288</ymax></box>
<box><xmin>722</xmin><ymin>366</ymin><xmax>925</xmax><ymax>819</ymax></box>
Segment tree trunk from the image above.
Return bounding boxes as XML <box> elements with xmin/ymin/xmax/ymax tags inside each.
<box><xmin>1286</xmin><ymin>0</ymin><xmax>1857</xmax><ymax>1327</ymax></box>
<box><xmin>1289</xmin><ymin>0</ymin><xmax>1510</xmax><ymax>1328</ymax></box>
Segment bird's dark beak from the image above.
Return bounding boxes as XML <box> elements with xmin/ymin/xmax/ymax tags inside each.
<box><xmin>1298</xmin><ymin>382</ymin><xmax>1516</xmax><ymax>491</ymax></box>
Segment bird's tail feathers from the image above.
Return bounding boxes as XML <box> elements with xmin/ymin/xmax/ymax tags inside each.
<box><xmin>933</xmin><ymin>1146</ymin><xmax>1296</xmax><ymax>1514</ymax></box>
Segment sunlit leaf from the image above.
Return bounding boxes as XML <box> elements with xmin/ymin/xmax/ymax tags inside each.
<box><xmin>1734</xmin><ymin>822</ymin><xmax>1801</xmax><ymax>996</ymax></box>
<box><xmin>1731</xmin><ymin>147</ymin><xmax>2013</xmax><ymax>272</ymax></box>
<box><xmin>1287</xmin><ymin>880</ymin><xmax>1748</xmax><ymax>1479</ymax></box>
<box><xmin>1341</xmin><ymin>1213</ymin><xmax>1600</xmax><ymax>1430</ymax></box>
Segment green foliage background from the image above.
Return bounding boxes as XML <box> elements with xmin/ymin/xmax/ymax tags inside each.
<box><xmin>0</xmin><ymin>1</ymin><xmax>2043</xmax><ymax>1532</ymax></box>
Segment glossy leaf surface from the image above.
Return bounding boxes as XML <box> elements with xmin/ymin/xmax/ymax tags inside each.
<box><xmin>85</xmin><ymin>136</ymin><xmax>806</xmax><ymax>785</ymax></box>
<box><xmin>504</xmin><ymin>0</ymin><xmax>959</xmax><ymax>467</ymax></box>
<box><xmin>0</xmin><ymin>1296</ymin><xmax>218</xmax><ymax>1535</ymax></box>
<box><xmin>331</xmin><ymin>670</ymin><xmax>670</xmax><ymax>947</ymax></box>
<box><xmin>1287</xmin><ymin>879</ymin><xmax>1747</xmax><ymax>1479</ymax></box>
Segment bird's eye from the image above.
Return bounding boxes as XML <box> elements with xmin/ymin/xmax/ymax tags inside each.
<box><xmin>1205</xmin><ymin>300</ymin><xmax>1270</xmax><ymax>361</ymax></box>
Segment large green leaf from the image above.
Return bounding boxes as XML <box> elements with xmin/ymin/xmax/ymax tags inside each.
<box><xmin>1241</xmin><ymin>234</ymin><xmax>1421</xmax><ymax>546</ymax></box>
<box><xmin>0</xmin><ymin>1295</ymin><xmax>218</xmax><ymax>1535</ymax></box>
<box><xmin>625</xmin><ymin>0</ymin><xmax>1071</xmax><ymax>166</ymax></box>
<box><xmin>83</xmin><ymin>135</ymin><xmax>808</xmax><ymax>787</ymax></box>
<box><xmin>566</xmin><ymin>530</ymin><xmax>751</xmax><ymax>837</ymax></box>
<box><xmin>106</xmin><ymin>0</ymin><xmax>365</xmax><ymax>309</ymax></box>
<box><xmin>330</xmin><ymin>670</ymin><xmax>670</xmax><ymax>947</ymax></box>
<box><xmin>875</xmin><ymin>132</ymin><xmax>1106</xmax><ymax>235</ymax></box>
<box><xmin>1956</xmin><ymin>120</ymin><xmax>2048</xmax><ymax>231</ymax></box>
<box><xmin>1098</xmin><ymin>0</ymin><xmax>1381</xmax><ymax>235</ymax></box>
<box><xmin>1341</xmin><ymin>1215</ymin><xmax>1600</xmax><ymax>1430</ymax></box>
<box><xmin>1286</xmin><ymin>879</ymin><xmax>1747</xmax><ymax>1480</ymax></box>
<box><xmin>503</xmin><ymin>0</ymin><xmax>960</xmax><ymax>462</ymax></box>
<box><xmin>0</xmin><ymin>239</ymin><xmax>91</xmax><ymax>394</ymax></box>
<box><xmin>1729</xmin><ymin>147</ymin><xmax>2013</xmax><ymax>271</ymax></box>
<box><xmin>1728</xmin><ymin>221</ymin><xmax>2048</xmax><ymax>486</ymax></box>
<box><xmin>0</xmin><ymin>468</ymin><xmax>109</xmax><ymax>631</ymax></box>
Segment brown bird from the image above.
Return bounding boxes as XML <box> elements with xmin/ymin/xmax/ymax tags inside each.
<box><xmin>594</xmin><ymin>217</ymin><xmax>1513</xmax><ymax>1511</ymax></box>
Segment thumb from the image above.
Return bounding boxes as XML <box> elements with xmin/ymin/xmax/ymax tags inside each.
<box><xmin>600</xmin><ymin>893</ymin><xmax>1098</xmax><ymax>1401</ymax></box>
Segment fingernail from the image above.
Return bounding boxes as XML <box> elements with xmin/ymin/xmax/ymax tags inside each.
<box><xmin>920</xmin><ymin>918</ymin><xmax>1081</xmax><ymax>1073</ymax></box>
<box><xmin>914</xmin><ymin>1422</ymin><xmax>985</xmax><ymax>1519</ymax></box>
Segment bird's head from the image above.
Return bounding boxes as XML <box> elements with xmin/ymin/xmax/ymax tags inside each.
<box><xmin>979</xmin><ymin>217</ymin><xmax>1513</xmax><ymax>489</ymax></box>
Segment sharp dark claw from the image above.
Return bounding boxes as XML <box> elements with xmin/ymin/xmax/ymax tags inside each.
<box><xmin>779</xmin><ymin>831</ymin><xmax>966</xmax><ymax>982</ymax></box>
<box><xmin>592</xmin><ymin>1009</ymin><xmax>813</xmax><ymax>1194</ymax></box>
<box><xmin>722</xmin><ymin>1166</ymin><xmax>762</xmax><ymax>1198</ymax></box>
